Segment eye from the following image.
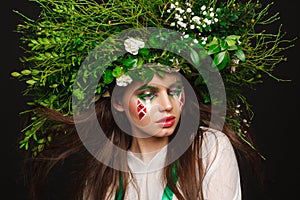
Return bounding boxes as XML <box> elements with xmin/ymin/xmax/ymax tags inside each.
<box><xmin>168</xmin><ymin>86</ymin><xmax>183</xmax><ymax>97</ymax></box>
<box><xmin>137</xmin><ymin>91</ymin><xmax>157</xmax><ymax>101</ymax></box>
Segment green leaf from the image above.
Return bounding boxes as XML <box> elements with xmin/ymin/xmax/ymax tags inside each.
<box><xmin>213</xmin><ymin>51</ymin><xmax>226</xmax><ymax>66</ymax></box>
<box><xmin>33</xmin><ymin>133</ymin><xmax>38</xmax><ymax>141</ymax></box>
<box><xmin>25</xmin><ymin>142</ymin><xmax>29</xmax><ymax>150</ymax></box>
<box><xmin>194</xmin><ymin>76</ymin><xmax>203</xmax><ymax>86</ymax></box>
<box><xmin>225</xmin><ymin>39</ymin><xmax>236</xmax><ymax>47</ymax></box>
<box><xmin>206</xmin><ymin>36</ymin><xmax>219</xmax><ymax>46</ymax></box>
<box><xmin>157</xmin><ymin>70</ymin><xmax>165</xmax><ymax>78</ymax></box>
<box><xmin>21</xmin><ymin>69</ymin><xmax>31</xmax><ymax>75</ymax></box>
<box><xmin>26</xmin><ymin>80</ymin><xmax>36</xmax><ymax>85</ymax></box>
<box><xmin>37</xmin><ymin>138</ymin><xmax>46</xmax><ymax>144</ymax></box>
<box><xmin>207</xmin><ymin>44</ymin><xmax>221</xmax><ymax>55</ymax></box>
<box><xmin>235</xmin><ymin>50</ymin><xmax>246</xmax><ymax>62</ymax></box>
<box><xmin>123</xmin><ymin>58</ymin><xmax>138</xmax><ymax>68</ymax></box>
<box><xmin>226</xmin><ymin>35</ymin><xmax>241</xmax><ymax>41</ymax></box>
<box><xmin>157</xmin><ymin>58</ymin><xmax>172</xmax><ymax>66</ymax></box>
<box><xmin>126</xmin><ymin>70</ymin><xmax>144</xmax><ymax>82</ymax></box>
<box><xmin>112</xmin><ymin>66</ymin><xmax>123</xmax><ymax>77</ymax></box>
<box><xmin>139</xmin><ymin>48</ymin><xmax>150</xmax><ymax>56</ymax></box>
<box><xmin>220</xmin><ymin>40</ymin><xmax>228</xmax><ymax>51</ymax></box>
<box><xmin>137</xmin><ymin>57</ymin><xmax>144</xmax><ymax>67</ymax></box>
<box><xmin>47</xmin><ymin>136</ymin><xmax>52</xmax><ymax>142</ymax></box>
<box><xmin>190</xmin><ymin>48</ymin><xmax>200</xmax><ymax>66</ymax></box>
<box><xmin>11</xmin><ymin>72</ymin><xmax>21</xmax><ymax>77</ymax></box>
<box><xmin>19</xmin><ymin>143</ymin><xmax>26</xmax><ymax>149</ymax></box>
<box><xmin>142</xmin><ymin>68</ymin><xmax>154</xmax><ymax>83</ymax></box>
<box><xmin>73</xmin><ymin>88</ymin><xmax>85</xmax><ymax>100</ymax></box>
<box><xmin>103</xmin><ymin>70</ymin><xmax>114</xmax><ymax>84</ymax></box>
<box><xmin>149</xmin><ymin>35</ymin><xmax>160</xmax><ymax>48</ymax></box>
<box><xmin>228</xmin><ymin>45</ymin><xmax>238</xmax><ymax>51</ymax></box>
<box><xmin>217</xmin><ymin>51</ymin><xmax>230</xmax><ymax>70</ymax></box>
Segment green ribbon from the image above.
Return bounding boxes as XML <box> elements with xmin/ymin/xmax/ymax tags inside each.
<box><xmin>115</xmin><ymin>162</ymin><xmax>178</xmax><ymax>200</ymax></box>
<box><xmin>115</xmin><ymin>175</ymin><xmax>123</xmax><ymax>200</ymax></box>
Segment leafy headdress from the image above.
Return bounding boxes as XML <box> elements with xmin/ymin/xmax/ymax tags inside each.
<box><xmin>11</xmin><ymin>0</ymin><xmax>295</xmax><ymax>157</ymax></box>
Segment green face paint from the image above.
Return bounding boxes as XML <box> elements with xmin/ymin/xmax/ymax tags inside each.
<box><xmin>136</xmin><ymin>85</ymin><xmax>158</xmax><ymax>102</ymax></box>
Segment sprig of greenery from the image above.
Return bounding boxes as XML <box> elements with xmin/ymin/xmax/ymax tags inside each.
<box><xmin>11</xmin><ymin>0</ymin><xmax>296</xmax><ymax>156</ymax></box>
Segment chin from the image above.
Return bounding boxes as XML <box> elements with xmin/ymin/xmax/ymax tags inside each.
<box><xmin>153</xmin><ymin>128</ymin><xmax>176</xmax><ymax>138</ymax></box>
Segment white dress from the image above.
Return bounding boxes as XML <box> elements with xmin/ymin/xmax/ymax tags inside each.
<box><xmin>122</xmin><ymin>128</ymin><xmax>241</xmax><ymax>200</ymax></box>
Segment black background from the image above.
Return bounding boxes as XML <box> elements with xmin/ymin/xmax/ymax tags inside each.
<box><xmin>1</xmin><ymin>0</ymin><xmax>299</xmax><ymax>199</ymax></box>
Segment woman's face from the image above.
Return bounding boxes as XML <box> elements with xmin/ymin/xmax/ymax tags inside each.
<box><xmin>113</xmin><ymin>72</ymin><xmax>185</xmax><ymax>139</ymax></box>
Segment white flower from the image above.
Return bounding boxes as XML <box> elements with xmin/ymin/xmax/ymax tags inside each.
<box><xmin>190</xmin><ymin>24</ymin><xmax>195</xmax><ymax>29</ymax></box>
<box><xmin>203</xmin><ymin>11</ymin><xmax>207</xmax><ymax>15</ymax></box>
<box><xmin>209</xmin><ymin>8</ymin><xmax>214</xmax><ymax>11</ymax></box>
<box><xmin>177</xmin><ymin>21</ymin><xmax>187</xmax><ymax>28</ymax></box>
<box><xmin>124</xmin><ymin>38</ymin><xmax>145</xmax><ymax>55</ymax></box>
<box><xmin>201</xmin><ymin>5</ymin><xmax>206</xmax><ymax>11</ymax></box>
<box><xmin>186</xmin><ymin>8</ymin><xmax>192</xmax><ymax>13</ymax></box>
<box><xmin>185</xmin><ymin>2</ymin><xmax>191</xmax><ymax>7</ymax></box>
<box><xmin>170</xmin><ymin>22</ymin><xmax>176</xmax><ymax>26</ymax></box>
<box><xmin>210</xmin><ymin>12</ymin><xmax>215</xmax><ymax>17</ymax></box>
<box><xmin>193</xmin><ymin>39</ymin><xmax>199</xmax><ymax>44</ymax></box>
<box><xmin>214</xmin><ymin>18</ymin><xmax>219</xmax><ymax>22</ymax></box>
<box><xmin>175</xmin><ymin>2</ymin><xmax>179</xmax><ymax>6</ymax></box>
<box><xmin>192</xmin><ymin>16</ymin><xmax>201</xmax><ymax>24</ymax></box>
<box><xmin>116</xmin><ymin>74</ymin><xmax>133</xmax><ymax>87</ymax></box>
<box><xmin>170</xmin><ymin>3</ymin><xmax>176</xmax><ymax>9</ymax></box>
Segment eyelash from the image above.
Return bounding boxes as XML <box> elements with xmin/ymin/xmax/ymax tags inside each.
<box><xmin>138</xmin><ymin>91</ymin><xmax>157</xmax><ymax>101</ymax></box>
<box><xmin>138</xmin><ymin>87</ymin><xmax>182</xmax><ymax>101</ymax></box>
<box><xmin>168</xmin><ymin>88</ymin><xmax>182</xmax><ymax>96</ymax></box>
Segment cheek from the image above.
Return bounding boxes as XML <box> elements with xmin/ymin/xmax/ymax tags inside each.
<box><xmin>174</xmin><ymin>92</ymin><xmax>185</xmax><ymax>110</ymax></box>
<box><xmin>137</xmin><ymin>99</ymin><xmax>147</xmax><ymax>120</ymax></box>
<box><xmin>128</xmin><ymin>99</ymin><xmax>149</xmax><ymax>121</ymax></box>
<box><xmin>179</xmin><ymin>92</ymin><xmax>185</xmax><ymax>109</ymax></box>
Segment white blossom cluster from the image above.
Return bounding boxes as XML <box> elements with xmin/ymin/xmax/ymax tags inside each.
<box><xmin>234</xmin><ymin>104</ymin><xmax>251</xmax><ymax>134</ymax></box>
<box><xmin>116</xmin><ymin>37</ymin><xmax>145</xmax><ymax>87</ymax></box>
<box><xmin>116</xmin><ymin>74</ymin><xmax>133</xmax><ymax>87</ymax></box>
<box><xmin>165</xmin><ymin>1</ymin><xmax>219</xmax><ymax>45</ymax></box>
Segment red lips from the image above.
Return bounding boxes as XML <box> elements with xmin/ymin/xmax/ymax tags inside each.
<box><xmin>156</xmin><ymin>116</ymin><xmax>175</xmax><ymax>128</ymax></box>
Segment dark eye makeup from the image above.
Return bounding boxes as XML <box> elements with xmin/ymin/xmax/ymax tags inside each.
<box><xmin>136</xmin><ymin>81</ymin><xmax>183</xmax><ymax>102</ymax></box>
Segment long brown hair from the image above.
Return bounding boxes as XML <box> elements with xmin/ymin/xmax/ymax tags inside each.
<box><xmin>21</xmin><ymin>75</ymin><xmax>263</xmax><ymax>200</ymax></box>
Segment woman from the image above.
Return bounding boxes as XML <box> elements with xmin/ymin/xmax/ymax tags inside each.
<box><xmin>25</xmin><ymin>66</ymin><xmax>260</xmax><ymax>200</ymax></box>
<box><xmin>12</xmin><ymin>0</ymin><xmax>292</xmax><ymax>199</ymax></box>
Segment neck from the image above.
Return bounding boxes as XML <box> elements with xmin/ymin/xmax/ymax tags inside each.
<box><xmin>129</xmin><ymin>136</ymin><xmax>169</xmax><ymax>163</ymax></box>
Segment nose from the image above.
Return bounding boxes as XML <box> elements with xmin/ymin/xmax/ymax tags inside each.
<box><xmin>158</xmin><ymin>91</ymin><xmax>173</xmax><ymax>112</ymax></box>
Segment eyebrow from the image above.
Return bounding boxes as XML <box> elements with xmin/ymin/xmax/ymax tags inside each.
<box><xmin>137</xmin><ymin>81</ymin><xmax>183</xmax><ymax>91</ymax></box>
<box><xmin>168</xmin><ymin>81</ymin><xmax>183</xmax><ymax>88</ymax></box>
<box><xmin>137</xmin><ymin>85</ymin><xmax>158</xmax><ymax>91</ymax></box>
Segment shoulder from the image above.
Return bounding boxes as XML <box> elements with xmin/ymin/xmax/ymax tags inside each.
<box><xmin>200</xmin><ymin>126</ymin><xmax>233</xmax><ymax>156</ymax></box>
<box><xmin>198</xmin><ymin>126</ymin><xmax>238</xmax><ymax>169</ymax></box>
<box><xmin>199</xmin><ymin>127</ymin><xmax>241</xmax><ymax>199</ymax></box>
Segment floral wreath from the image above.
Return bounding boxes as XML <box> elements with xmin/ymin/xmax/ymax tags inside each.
<box><xmin>11</xmin><ymin>0</ymin><xmax>295</xmax><ymax>157</ymax></box>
